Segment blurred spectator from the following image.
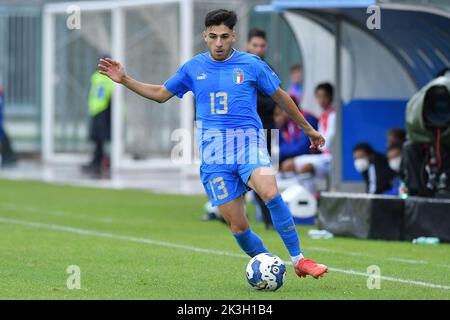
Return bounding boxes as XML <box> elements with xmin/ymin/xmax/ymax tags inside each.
<box><xmin>280</xmin><ymin>83</ymin><xmax>335</xmax><ymax>194</ymax></box>
<box><xmin>273</xmin><ymin>99</ymin><xmax>318</xmax><ymax>165</ymax></box>
<box><xmin>0</xmin><ymin>86</ymin><xmax>3</xmax><ymax>148</ymax></box>
<box><xmin>387</xmin><ymin>143</ymin><xmax>403</xmax><ymax>173</ymax></box>
<box><xmin>287</xmin><ymin>65</ymin><xmax>303</xmax><ymax>104</ymax></box>
<box><xmin>0</xmin><ymin>85</ymin><xmax>17</xmax><ymax>167</ymax></box>
<box><xmin>245</xmin><ymin>28</ymin><xmax>277</xmax><ymax>229</ymax></box>
<box><xmin>246</xmin><ymin>28</ymin><xmax>268</xmax><ymax>60</ymax></box>
<box><xmin>353</xmin><ymin>143</ymin><xmax>395</xmax><ymax>194</ymax></box>
<box><xmin>82</xmin><ymin>58</ymin><xmax>114</xmax><ymax>176</ymax></box>
<box><xmin>246</xmin><ymin>28</ymin><xmax>276</xmax><ymax>155</ymax></box>
<box><xmin>384</xmin><ymin>143</ymin><xmax>403</xmax><ymax>195</ymax></box>
<box><xmin>387</xmin><ymin>128</ymin><xmax>406</xmax><ymax>148</ymax></box>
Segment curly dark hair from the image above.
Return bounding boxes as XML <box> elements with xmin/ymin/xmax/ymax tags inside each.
<box><xmin>204</xmin><ymin>9</ymin><xmax>237</xmax><ymax>30</ymax></box>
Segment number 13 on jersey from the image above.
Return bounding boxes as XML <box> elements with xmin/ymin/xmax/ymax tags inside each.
<box><xmin>210</xmin><ymin>92</ymin><xmax>228</xmax><ymax>114</ymax></box>
<box><xmin>209</xmin><ymin>177</ymin><xmax>229</xmax><ymax>201</ymax></box>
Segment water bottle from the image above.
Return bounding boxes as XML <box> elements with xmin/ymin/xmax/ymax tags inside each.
<box><xmin>308</xmin><ymin>229</ymin><xmax>334</xmax><ymax>239</ymax></box>
<box><xmin>399</xmin><ymin>182</ymin><xmax>408</xmax><ymax>199</ymax></box>
<box><xmin>412</xmin><ymin>237</ymin><xmax>440</xmax><ymax>245</ymax></box>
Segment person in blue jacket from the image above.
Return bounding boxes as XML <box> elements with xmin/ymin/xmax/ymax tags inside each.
<box><xmin>273</xmin><ymin>98</ymin><xmax>318</xmax><ymax>165</ymax></box>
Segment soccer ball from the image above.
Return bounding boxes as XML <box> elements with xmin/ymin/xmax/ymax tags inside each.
<box><xmin>246</xmin><ymin>253</ymin><xmax>286</xmax><ymax>291</ymax></box>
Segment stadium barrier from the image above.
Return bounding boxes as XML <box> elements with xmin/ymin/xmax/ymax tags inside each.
<box><xmin>318</xmin><ymin>192</ymin><xmax>450</xmax><ymax>242</ymax></box>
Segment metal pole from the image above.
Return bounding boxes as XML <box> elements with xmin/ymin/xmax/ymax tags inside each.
<box><xmin>271</xmin><ymin>11</ymin><xmax>281</xmax><ymax>73</ymax></box>
<box><xmin>111</xmin><ymin>7</ymin><xmax>125</xmax><ymax>174</ymax></box>
<box><xmin>180</xmin><ymin>0</ymin><xmax>194</xmax><ymax>176</ymax></box>
<box><xmin>42</xmin><ymin>9</ymin><xmax>55</xmax><ymax>162</ymax></box>
<box><xmin>332</xmin><ymin>17</ymin><xmax>342</xmax><ymax>191</ymax></box>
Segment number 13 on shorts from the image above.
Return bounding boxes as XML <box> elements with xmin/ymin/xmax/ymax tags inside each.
<box><xmin>209</xmin><ymin>177</ymin><xmax>229</xmax><ymax>201</ymax></box>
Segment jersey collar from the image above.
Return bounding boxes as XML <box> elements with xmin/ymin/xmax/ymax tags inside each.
<box><xmin>208</xmin><ymin>48</ymin><xmax>236</xmax><ymax>62</ymax></box>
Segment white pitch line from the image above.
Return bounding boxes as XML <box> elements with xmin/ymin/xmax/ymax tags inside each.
<box><xmin>282</xmin><ymin>261</ymin><xmax>450</xmax><ymax>290</ymax></box>
<box><xmin>0</xmin><ymin>216</ymin><xmax>449</xmax><ymax>291</ymax></box>
<box><xmin>306</xmin><ymin>246</ymin><xmax>448</xmax><ymax>268</ymax></box>
<box><xmin>325</xmin><ymin>268</ymin><xmax>450</xmax><ymax>290</ymax></box>
<box><xmin>0</xmin><ymin>203</ymin><xmax>113</xmax><ymax>224</ymax></box>
<box><xmin>389</xmin><ymin>258</ymin><xmax>427</xmax><ymax>265</ymax></box>
<box><xmin>2</xmin><ymin>202</ymin><xmax>448</xmax><ymax>269</ymax></box>
<box><xmin>0</xmin><ymin>217</ymin><xmax>246</xmax><ymax>259</ymax></box>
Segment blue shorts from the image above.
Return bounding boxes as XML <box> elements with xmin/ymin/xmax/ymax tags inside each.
<box><xmin>200</xmin><ymin>146</ymin><xmax>273</xmax><ymax>207</ymax></box>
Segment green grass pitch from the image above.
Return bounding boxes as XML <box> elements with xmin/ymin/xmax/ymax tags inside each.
<box><xmin>0</xmin><ymin>178</ymin><xmax>449</xmax><ymax>299</ymax></box>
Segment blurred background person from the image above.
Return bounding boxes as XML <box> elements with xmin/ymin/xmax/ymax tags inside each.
<box><xmin>384</xmin><ymin>129</ymin><xmax>406</xmax><ymax>196</ymax></box>
<box><xmin>0</xmin><ymin>84</ymin><xmax>3</xmax><ymax>164</ymax></box>
<box><xmin>82</xmin><ymin>56</ymin><xmax>114</xmax><ymax>176</ymax></box>
<box><xmin>387</xmin><ymin>128</ymin><xmax>406</xmax><ymax>148</ymax></box>
<box><xmin>273</xmin><ymin>98</ymin><xmax>318</xmax><ymax>166</ymax></box>
<box><xmin>0</xmin><ymin>84</ymin><xmax>17</xmax><ymax>168</ymax></box>
<box><xmin>352</xmin><ymin>143</ymin><xmax>395</xmax><ymax>194</ymax></box>
<box><xmin>280</xmin><ymin>82</ymin><xmax>335</xmax><ymax>195</ymax></box>
<box><xmin>246</xmin><ymin>28</ymin><xmax>268</xmax><ymax>60</ymax></box>
<box><xmin>246</xmin><ymin>28</ymin><xmax>277</xmax><ymax>229</ymax></box>
<box><xmin>246</xmin><ymin>28</ymin><xmax>276</xmax><ymax>156</ymax></box>
<box><xmin>287</xmin><ymin>65</ymin><xmax>303</xmax><ymax>105</ymax></box>
<box><xmin>384</xmin><ymin>143</ymin><xmax>404</xmax><ymax>195</ymax></box>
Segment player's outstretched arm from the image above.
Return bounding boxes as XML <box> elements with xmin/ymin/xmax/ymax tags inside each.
<box><xmin>271</xmin><ymin>87</ymin><xmax>325</xmax><ymax>149</ymax></box>
<box><xmin>98</xmin><ymin>58</ymin><xmax>174</xmax><ymax>103</ymax></box>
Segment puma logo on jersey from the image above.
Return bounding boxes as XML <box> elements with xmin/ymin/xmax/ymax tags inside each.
<box><xmin>197</xmin><ymin>73</ymin><xmax>207</xmax><ymax>80</ymax></box>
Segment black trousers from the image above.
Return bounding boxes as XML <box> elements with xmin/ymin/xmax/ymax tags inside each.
<box><xmin>92</xmin><ymin>139</ymin><xmax>105</xmax><ymax>166</ymax></box>
<box><xmin>254</xmin><ymin>192</ymin><xmax>273</xmax><ymax>228</ymax></box>
<box><xmin>89</xmin><ymin>107</ymin><xmax>111</xmax><ymax>167</ymax></box>
<box><xmin>0</xmin><ymin>128</ymin><xmax>16</xmax><ymax>165</ymax></box>
<box><xmin>254</xmin><ymin>130</ymin><xmax>273</xmax><ymax>228</ymax></box>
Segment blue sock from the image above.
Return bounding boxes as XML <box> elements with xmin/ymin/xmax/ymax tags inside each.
<box><xmin>233</xmin><ymin>228</ymin><xmax>268</xmax><ymax>257</ymax></box>
<box><xmin>265</xmin><ymin>194</ymin><xmax>301</xmax><ymax>257</ymax></box>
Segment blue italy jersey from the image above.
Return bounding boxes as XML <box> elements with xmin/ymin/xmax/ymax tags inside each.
<box><xmin>164</xmin><ymin>49</ymin><xmax>281</xmax><ymax>131</ymax></box>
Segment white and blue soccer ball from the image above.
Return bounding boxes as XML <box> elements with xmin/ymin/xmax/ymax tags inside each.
<box><xmin>246</xmin><ymin>253</ymin><xmax>286</xmax><ymax>291</ymax></box>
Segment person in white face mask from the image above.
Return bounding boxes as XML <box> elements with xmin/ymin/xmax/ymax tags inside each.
<box><xmin>352</xmin><ymin>143</ymin><xmax>396</xmax><ymax>194</ymax></box>
<box><xmin>387</xmin><ymin>143</ymin><xmax>402</xmax><ymax>173</ymax></box>
<box><xmin>383</xmin><ymin>143</ymin><xmax>404</xmax><ymax>195</ymax></box>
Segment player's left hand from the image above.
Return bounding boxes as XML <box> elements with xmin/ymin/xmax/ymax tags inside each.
<box><xmin>307</xmin><ymin>129</ymin><xmax>325</xmax><ymax>151</ymax></box>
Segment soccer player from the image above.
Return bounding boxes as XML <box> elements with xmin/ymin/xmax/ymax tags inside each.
<box><xmin>98</xmin><ymin>9</ymin><xmax>328</xmax><ymax>279</ymax></box>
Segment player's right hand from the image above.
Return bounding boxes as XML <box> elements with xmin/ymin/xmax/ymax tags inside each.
<box><xmin>98</xmin><ymin>58</ymin><xmax>126</xmax><ymax>84</ymax></box>
<box><xmin>307</xmin><ymin>129</ymin><xmax>326</xmax><ymax>150</ymax></box>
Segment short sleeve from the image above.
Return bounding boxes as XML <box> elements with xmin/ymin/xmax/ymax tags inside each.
<box><xmin>163</xmin><ymin>63</ymin><xmax>192</xmax><ymax>98</ymax></box>
<box><xmin>254</xmin><ymin>59</ymin><xmax>281</xmax><ymax>96</ymax></box>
